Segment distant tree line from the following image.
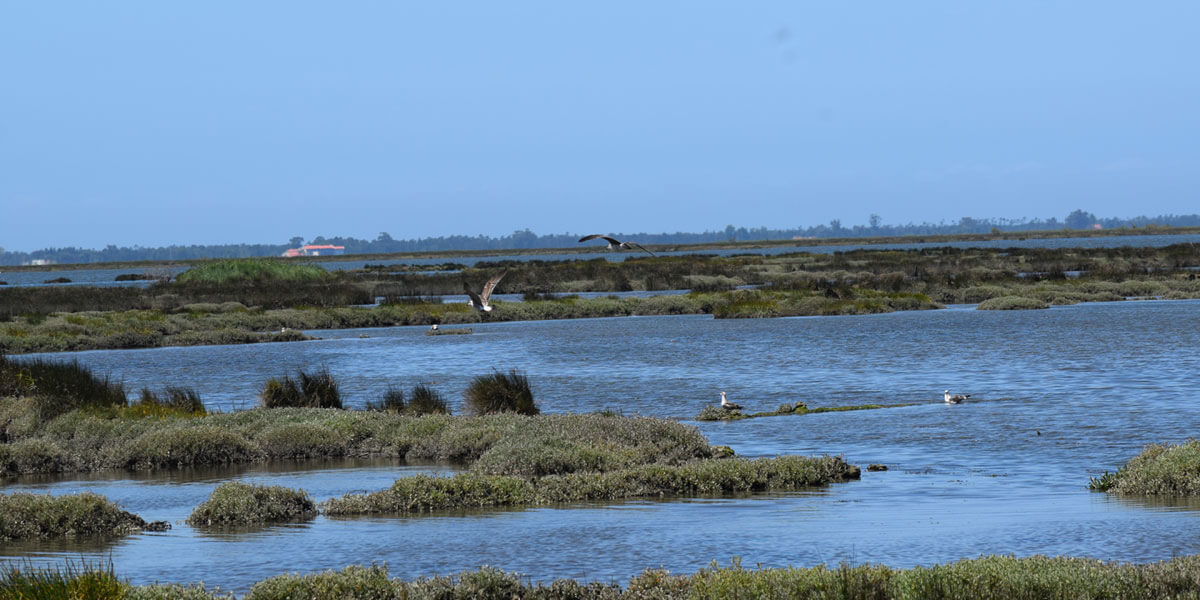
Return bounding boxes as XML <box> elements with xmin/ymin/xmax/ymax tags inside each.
<box><xmin>3</xmin><ymin>211</ymin><xmax>1199</xmax><ymax>266</ymax></box>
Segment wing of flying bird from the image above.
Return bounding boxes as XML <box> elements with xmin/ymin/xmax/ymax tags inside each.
<box><xmin>480</xmin><ymin>270</ymin><xmax>507</xmax><ymax>302</ymax></box>
<box><xmin>627</xmin><ymin>242</ymin><xmax>656</xmax><ymax>257</ymax></box>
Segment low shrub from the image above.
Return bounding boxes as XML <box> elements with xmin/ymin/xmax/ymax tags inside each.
<box><xmin>0</xmin><ymin>492</ymin><xmax>163</xmax><ymax>541</ymax></box>
<box><xmin>123</xmin><ymin>426</ymin><xmax>263</xmax><ymax>470</ymax></box>
<box><xmin>976</xmin><ymin>296</ymin><xmax>1050</xmax><ymax>310</ymax></box>
<box><xmin>256</xmin><ymin>423</ymin><xmax>350</xmax><ymax>459</ymax></box>
<box><xmin>186</xmin><ymin>482</ymin><xmax>316</xmax><ymax>527</ymax></box>
<box><xmin>464</xmin><ymin>370</ymin><xmax>538</xmax><ymax>416</ymax></box>
<box><xmin>1090</xmin><ymin>440</ymin><xmax>1200</xmax><ymax>495</ymax></box>
<box><xmin>323</xmin><ymin>455</ymin><xmax>858</xmax><ymax>515</ymax></box>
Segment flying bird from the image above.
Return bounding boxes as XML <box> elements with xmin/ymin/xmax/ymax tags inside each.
<box><xmin>578</xmin><ymin>234</ymin><xmax>656</xmax><ymax>257</ymax></box>
<box><xmin>944</xmin><ymin>390</ymin><xmax>970</xmax><ymax>404</ymax></box>
<box><xmin>719</xmin><ymin>391</ymin><xmax>742</xmax><ymax>410</ymax></box>
<box><xmin>464</xmin><ymin>271</ymin><xmax>507</xmax><ymax>312</ymax></box>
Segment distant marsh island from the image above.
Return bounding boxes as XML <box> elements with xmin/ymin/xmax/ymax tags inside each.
<box><xmin>2</xmin><ymin>243</ymin><xmax>1198</xmax><ymax>353</ymax></box>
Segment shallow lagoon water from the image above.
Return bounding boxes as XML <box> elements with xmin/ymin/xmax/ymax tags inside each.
<box><xmin>3</xmin><ymin>299</ymin><xmax>1200</xmax><ymax>593</ymax></box>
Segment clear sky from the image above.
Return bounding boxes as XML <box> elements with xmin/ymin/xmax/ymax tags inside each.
<box><xmin>2</xmin><ymin>2</ymin><xmax>1198</xmax><ymax>252</ymax></box>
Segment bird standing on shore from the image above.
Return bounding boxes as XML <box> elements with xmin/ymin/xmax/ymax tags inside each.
<box><xmin>944</xmin><ymin>390</ymin><xmax>970</xmax><ymax>404</ymax></box>
<box><xmin>578</xmin><ymin>234</ymin><xmax>656</xmax><ymax>257</ymax></box>
<box><xmin>464</xmin><ymin>271</ymin><xmax>507</xmax><ymax>312</ymax></box>
<box><xmin>720</xmin><ymin>391</ymin><xmax>742</xmax><ymax>410</ymax></box>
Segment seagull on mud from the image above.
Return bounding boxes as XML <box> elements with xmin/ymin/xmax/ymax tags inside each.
<box><xmin>464</xmin><ymin>271</ymin><xmax>507</xmax><ymax>312</ymax></box>
<box><xmin>944</xmin><ymin>390</ymin><xmax>970</xmax><ymax>404</ymax></box>
<box><xmin>719</xmin><ymin>391</ymin><xmax>743</xmax><ymax>411</ymax></box>
<box><xmin>578</xmin><ymin>234</ymin><xmax>656</xmax><ymax>257</ymax></box>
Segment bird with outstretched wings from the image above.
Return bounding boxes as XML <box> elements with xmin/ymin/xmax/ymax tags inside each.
<box><xmin>464</xmin><ymin>270</ymin><xmax>507</xmax><ymax>312</ymax></box>
<box><xmin>578</xmin><ymin>234</ymin><xmax>656</xmax><ymax>257</ymax></box>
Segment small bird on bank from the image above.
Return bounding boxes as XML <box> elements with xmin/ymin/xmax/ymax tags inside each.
<box><xmin>464</xmin><ymin>271</ymin><xmax>507</xmax><ymax>312</ymax></box>
<box><xmin>944</xmin><ymin>390</ymin><xmax>970</xmax><ymax>404</ymax></box>
<box><xmin>719</xmin><ymin>391</ymin><xmax>743</xmax><ymax>410</ymax></box>
<box><xmin>430</xmin><ymin>324</ymin><xmax>439</xmax><ymax>331</ymax></box>
<box><xmin>578</xmin><ymin>234</ymin><xmax>656</xmax><ymax>257</ymax></box>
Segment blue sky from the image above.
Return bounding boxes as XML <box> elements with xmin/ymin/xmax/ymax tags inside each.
<box><xmin>2</xmin><ymin>2</ymin><xmax>1198</xmax><ymax>252</ymax></box>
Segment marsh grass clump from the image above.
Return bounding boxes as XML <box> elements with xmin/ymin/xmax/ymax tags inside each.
<box><xmin>186</xmin><ymin>482</ymin><xmax>316</xmax><ymax>527</ymax></box>
<box><xmin>0</xmin><ymin>561</ymin><xmax>128</xmax><ymax>599</ymax></box>
<box><xmin>464</xmin><ymin>370</ymin><xmax>538</xmax><ymax>416</ymax></box>
<box><xmin>977</xmin><ymin>295</ymin><xmax>1050</xmax><ymax>310</ymax></box>
<box><xmin>0</xmin><ymin>356</ymin><xmax>127</xmax><ymax>421</ymax></box>
<box><xmin>365</xmin><ymin>386</ymin><xmax>406</xmax><ymax>413</ymax></box>
<box><xmin>260</xmin><ymin>376</ymin><xmax>303</xmax><ymax>408</ymax></box>
<box><xmin>1090</xmin><ymin>440</ymin><xmax>1200</xmax><ymax>495</ymax></box>
<box><xmin>0</xmin><ymin>492</ymin><xmax>164</xmax><ymax>541</ymax></box>
<box><xmin>132</xmin><ymin>386</ymin><xmax>206</xmax><ymax>417</ymax></box>
<box><xmin>260</xmin><ymin>369</ymin><xmax>342</xmax><ymax>409</ymax></box>
<box><xmin>407</xmin><ymin>384</ymin><xmax>449</xmax><ymax>415</ymax></box>
<box><xmin>298</xmin><ymin>369</ymin><xmax>341</xmax><ymax>408</ymax></box>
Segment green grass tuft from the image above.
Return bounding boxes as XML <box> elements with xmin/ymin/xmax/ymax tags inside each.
<box><xmin>464</xmin><ymin>370</ymin><xmax>538</xmax><ymax>416</ymax></box>
<box><xmin>260</xmin><ymin>369</ymin><xmax>342</xmax><ymax>409</ymax></box>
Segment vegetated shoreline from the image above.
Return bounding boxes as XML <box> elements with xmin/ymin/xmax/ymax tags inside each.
<box><xmin>1090</xmin><ymin>440</ymin><xmax>1200</xmax><ymax>496</ymax></box>
<box><xmin>12</xmin><ymin>554</ymin><xmax>1200</xmax><ymax>599</ymax></box>
<box><xmin>0</xmin><ymin>289</ymin><xmax>940</xmax><ymax>354</ymax></box>
<box><xmin>5</xmin><ymin>243</ymin><xmax>1200</xmax><ymax>353</ymax></box>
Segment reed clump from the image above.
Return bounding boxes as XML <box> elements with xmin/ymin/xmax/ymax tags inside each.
<box><xmin>131</xmin><ymin>386</ymin><xmax>206</xmax><ymax>417</ymax></box>
<box><xmin>1090</xmin><ymin>440</ymin><xmax>1200</xmax><ymax>495</ymax></box>
<box><xmin>0</xmin><ymin>355</ymin><xmax>128</xmax><ymax>422</ymax></box>
<box><xmin>0</xmin><ymin>561</ymin><xmax>129</xmax><ymax>600</ymax></box>
<box><xmin>464</xmin><ymin>370</ymin><xmax>538</xmax><ymax>415</ymax></box>
<box><xmin>407</xmin><ymin>384</ymin><xmax>449</xmax><ymax>415</ymax></box>
<box><xmin>260</xmin><ymin>369</ymin><xmax>342</xmax><ymax>409</ymax></box>
<box><xmin>0</xmin><ymin>492</ymin><xmax>166</xmax><ymax>541</ymax></box>
<box><xmin>364</xmin><ymin>384</ymin><xmax>449</xmax><ymax>415</ymax></box>
<box><xmin>186</xmin><ymin>482</ymin><xmax>316</xmax><ymax>527</ymax></box>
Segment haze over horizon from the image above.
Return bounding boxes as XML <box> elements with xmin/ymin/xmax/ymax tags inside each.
<box><xmin>3</xmin><ymin>2</ymin><xmax>1198</xmax><ymax>253</ymax></box>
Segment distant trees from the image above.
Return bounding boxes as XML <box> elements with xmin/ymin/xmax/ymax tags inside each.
<box><xmin>1065</xmin><ymin>209</ymin><xmax>1099</xmax><ymax>229</ymax></box>
<box><xmin>4</xmin><ymin>211</ymin><xmax>1200</xmax><ymax>266</ymax></box>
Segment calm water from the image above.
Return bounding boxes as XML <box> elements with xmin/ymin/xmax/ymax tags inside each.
<box><xmin>3</xmin><ymin>299</ymin><xmax>1200</xmax><ymax>592</ymax></box>
<box><xmin>5</xmin><ymin>232</ymin><xmax>1199</xmax><ymax>286</ymax></box>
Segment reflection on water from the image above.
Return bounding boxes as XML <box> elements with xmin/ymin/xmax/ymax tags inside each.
<box><xmin>4</xmin><ymin>299</ymin><xmax>1200</xmax><ymax>592</ymax></box>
